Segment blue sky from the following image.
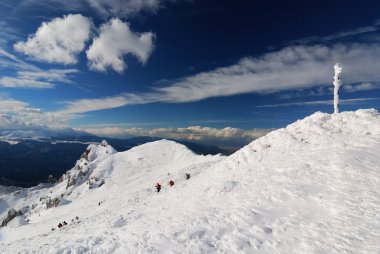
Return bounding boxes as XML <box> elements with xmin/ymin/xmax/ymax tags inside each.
<box><xmin>0</xmin><ymin>0</ymin><xmax>380</xmax><ymax>144</ymax></box>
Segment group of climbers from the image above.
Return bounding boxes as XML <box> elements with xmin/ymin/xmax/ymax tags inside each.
<box><xmin>52</xmin><ymin>216</ymin><xmax>80</xmax><ymax>231</ymax></box>
<box><xmin>58</xmin><ymin>221</ymin><xmax>67</xmax><ymax>228</ymax></box>
<box><xmin>155</xmin><ymin>173</ymin><xmax>190</xmax><ymax>193</ymax></box>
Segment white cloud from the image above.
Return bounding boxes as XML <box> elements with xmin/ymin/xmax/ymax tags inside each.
<box><xmin>0</xmin><ymin>21</ymin><xmax>20</xmax><ymax>46</ymax></box>
<box><xmin>14</xmin><ymin>14</ymin><xmax>93</xmax><ymax>64</ymax></box>
<box><xmin>86</xmin><ymin>0</ymin><xmax>164</xmax><ymax>18</ymax></box>
<box><xmin>0</xmin><ymin>97</ymin><xmax>83</xmax><ymax>140</ymax></box>
<box><xmin>0</xmin><ymin>99</ymin><xmax>28</xmax><ymax>111</ymax></box>
<box><xmin>0</xmin><ymin>48</ymin><xmax>79</xmax><ymax>88</ymax></box>
<box><xmin>57</xmin><ymin>42</ymin><xmax>380</xmax><ymax>114</ymax></box>
<box><xmin>0</xmin><ymin>77</ymin><xmax>53</xmax><ymax>88</ymax></box>
<box><xmin>18</xmin><ymin>0</ymin><xmax>174</xmax><ymax>18</ymax></box>
<box><xmin>86</xmin><ymin>18</ymin><xmax>155</xmax><ymax>73</ymax></box>
<box><xmin>80</xmin><ymin>125</ymin><xmax>273</xmax><ymax>142</ymax></box>
<box><xmin>0</xmin><ymin>48</ymin><xmax>38</xmax><ymax>71</ymax></box>
<box><xmin>291</xmin><ymin>20</ymin><xmax>380</xmax><ymax>44</ymax></box>
<box><xmin>277</xmin><ymin>87</ymin><xmax>330</xmax><ymax>100</ymax></box>
<box><xmin>58</xmin><ymin>93</ymin><xmax>152</xmax><ymax>115</ymax></box>
<box><xmin>154</xmin><ymin>44</ymin><xmax>380</xmax><ymax>102</ymax></box>
<box><xmin>0</xmin><ymin>69</ymin><xmax>79</xmax><ymax>89</ymax></box>
<box><xmin>257</xmin><ymin>98</ymin><xmax>379</xmax><ymax>108</ymax></box>
<box><xmin>344</xmin><ymin>83</ymin><xmax>380</xmax><ymax>93</ymax></box>
<box><xmin>0</xmin><ymin>98</ymin><xmax>67</xmax><ymax>129</ymax></box>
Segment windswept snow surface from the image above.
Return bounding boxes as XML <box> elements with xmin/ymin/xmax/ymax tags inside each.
<box><xmin>0</xmin><ymin>109</ymin><xmax>379</xmax><ymax>253</ymax></box>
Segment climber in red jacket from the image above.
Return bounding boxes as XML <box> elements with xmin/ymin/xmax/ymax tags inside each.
<box><xmin>155</xmin><ymin>183</ymin><xmax>161</xmax><ymax>192</ymax></box>
<box><xmin>169</xmin><ymin>180</ymin><xmax>174</xmax><ymax>187</ymax></box>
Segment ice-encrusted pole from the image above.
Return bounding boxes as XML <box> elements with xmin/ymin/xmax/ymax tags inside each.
<box><xmin>333</xmin><ymin>63</ymin><xmax>342</xmax><ymax>114</ymax></box>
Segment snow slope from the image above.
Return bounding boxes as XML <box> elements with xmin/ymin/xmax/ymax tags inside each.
<box><xmin>0</xmin><ymin>109</ymin><xmax>379</xmax><ymax>253</ymax></box>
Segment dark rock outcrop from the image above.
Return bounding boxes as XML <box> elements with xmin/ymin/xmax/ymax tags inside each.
<box><xmin>46</xmin><ymin>197</ymin><xmax>60</xmax><ymax>209</ymax></box>
<box><xmin>1</xmin><ymin>209</ymin><xmax>22</xmax><ymax>227</ymax></box>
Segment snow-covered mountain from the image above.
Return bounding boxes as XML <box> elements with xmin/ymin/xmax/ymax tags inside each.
<box><xmin>0</xmin><ymin>109</ymin><xmax>379</xmax><ymax>253</ymax></box>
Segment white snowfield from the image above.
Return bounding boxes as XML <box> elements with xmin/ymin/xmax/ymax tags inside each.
<box><xmin>0</xmin><ymin>109</ymin><xmax>379</xmax><ymax>253</ymax></box>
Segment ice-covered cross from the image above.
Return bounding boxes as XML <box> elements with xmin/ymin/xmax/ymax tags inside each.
<box><xmin>333</xmin><ymin>63</ymin><xmax>342</xmax><ymax>114</ymax></box>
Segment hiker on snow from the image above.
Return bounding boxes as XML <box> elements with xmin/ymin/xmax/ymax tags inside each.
<box><xmin>155</xmin><ymin>183</ymin><xmax>161</xmax><ymax>192</ymax></box>
<box><xmin>185</xmin><ymin>173</ymin><xmax>190</xmax><ymax>180</ymax></box>
<box><xmin>169</xmin><ymin>180</ymin><xmax>174</xmax><ymax>187</ymax></box>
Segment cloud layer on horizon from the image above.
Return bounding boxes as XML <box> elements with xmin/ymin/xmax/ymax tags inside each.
<box><xmin>79</xmin><ymin>125</ymin><xmax>274</xmax><ymax>144</ymax></box>
<box><xmin>0</xmin><ymin>97</ymin><xmax>78</xmax><ymax>139</ymax></box>
<box><xmin>0</xmin><ymin>97</ymin><xmax>273</xmax><ymax>144</ymax></box>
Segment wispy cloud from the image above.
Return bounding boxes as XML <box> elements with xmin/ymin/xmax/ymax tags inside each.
<box><xmin>0</xmin><ymin>69</ymin><xmax>78</xmax><ymax>89</ymax></box>
<box><xmin>0</xmin><ymin>21</ymin><xmax>21</xmax><ymax>46</ymax></box>
<box><xmin>17</xmin><ymin>0</ymin><xmax>178</xmax><ymax>19</ymax></box>
<box><xmin>277</xmin><ymin>87</ymin><xmax>331</xmax><ymax>100</ymax></box>
<box><xmin>343</xmin><ymin>83</ymin><xmax>380</xmax><ymax>93</ymax></box>
<box><xmin>257</xmin><ymin>98</ymin><xmax>379</xmax><ymax>108</ymax></box>
<box><xmin>0</xmin><ymin>48</ymin><xmax>79</xmax><ymax>88</ymax></box>
<box><xmin>0</xmin><ymin>77</ymin><xmax>53</xmax><ymax>88</ymax></box>
<box><xmin>291</xmin><ymin>20</ymin><xmax>380</xmax><ymax>44</ymax></box>
<box><xmin>0</xmin><ymin>48</ymin><xmax>38</xmax><ymax>71</ymax></box>
<box><xmin>58</xmin><ymin>93</ymin><xmax>153</xmax><ymax>115</ymax></box>
<box><xmin>57</xmin><ymin>42</ymin><xmax>380</xmax><ymax>114</ymax></box>
<box><xmin>153</xmin><ymin>44</ymin><xmax>380</xmax><ymax>102</ymax></box>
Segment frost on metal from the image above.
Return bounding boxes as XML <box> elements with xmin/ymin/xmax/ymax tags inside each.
<box><xmin>333</xmin><ymin>63</ymin><xmax>342</xmax><ymax>114</ymax></box>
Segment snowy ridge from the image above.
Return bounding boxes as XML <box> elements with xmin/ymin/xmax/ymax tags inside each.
<box><xmin>0</xmin><ymin>109</ymin><xmax>380</xmax><ymax>253</ymax></box>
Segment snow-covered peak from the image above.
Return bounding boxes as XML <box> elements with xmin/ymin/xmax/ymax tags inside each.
<box><xmin>1</xmin><ymin>111</ymin><xmax>379</xmax><ymax>253</ymax></box>
<box><xmin>125</xmin><ymin>139</ymin><xmax>198</xmax><ymax>163</ymax></box>
<box><xmin>287</xmin><ymin>108</ymin><xmax>380</xmax><ymax>136</ymax></box>
<box><xmin>85</xmin><ymin>140</ymin><xmax>117</xmax><ymax>162</ymax></box>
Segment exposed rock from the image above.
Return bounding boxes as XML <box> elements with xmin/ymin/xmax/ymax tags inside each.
<box><xmin>101</xmin><ymin>140</ymin><xmax>108</xmax><ymax>147</ymax></box>
<box><xmin>98</xmin><ymin>179</ymin><xmax>105</xmax><ymax>188</ymax></box>
<box><xmin>47</xmin><ymin>174</ymin><xmax>57</xmax><ymax>184</ymax></box>
<box><xmin>80</xmin><ymin>148</ymin><xmax>91</xmax><ymax>161</ymax></box>
<box><xmin>46</xmin><ymin>197</ymin><xmax>60</xmax><ymax>209</ymax></box>
<box><xmin>1</xmin><ymin>209</ymin><xmax>22</xmax><ymax>227</ymax></box>
<box><xmin>66</xmin><ymin>175</ymin><xmax>76</xmax><ymax>189</ymax></box>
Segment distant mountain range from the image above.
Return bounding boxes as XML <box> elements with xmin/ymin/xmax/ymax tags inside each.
<box><xmin>0</xmin><ymin>135</ymin><xmax>237</xmax><ymax>187</ymax></box>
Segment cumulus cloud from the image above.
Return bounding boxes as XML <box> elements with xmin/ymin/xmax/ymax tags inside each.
<box><xmin>80</xmin><ymin>125</ymin><xmax>273</xmax><ymax>143</ymax></box>
<box><xmin>86</xmin><ymin>18</ymin><xmax>155</xmax><ymax>73</ymax></box>
<box><xmin>14</xmin><ymin>14</ymin><xmax>93</xmax><ymax>64</ymax></box>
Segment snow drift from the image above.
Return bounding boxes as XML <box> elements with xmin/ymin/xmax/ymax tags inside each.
<box><xmin>0</xmin><ymin>109</ymin><xmax>379</xmax><ymax>253</ymax></box>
